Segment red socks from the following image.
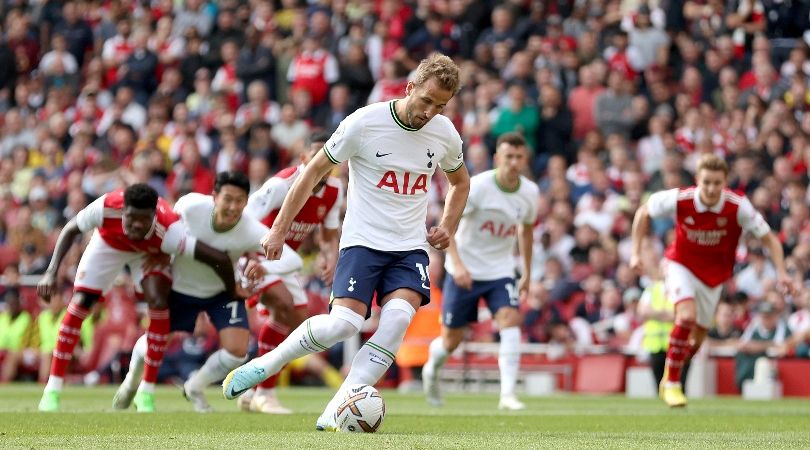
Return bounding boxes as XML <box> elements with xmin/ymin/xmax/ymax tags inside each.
<box><xmin>50</xmin><ymin>303</ymin><xmax>89</xmax><ymax>378</ymax></box>
<box><xmin>666</xmin><ymin>319</ymin><xmax>694</xmax><ymax>383</ymax></box>
<box><xmin>258</xmin><ymin>320</ymin><xmax>289</xmax><ymax>389</ymax></box>
<box><xmin>142</xmin><ymin>308</ymin><xmax>171</xmax><ymax>384</ymax></box>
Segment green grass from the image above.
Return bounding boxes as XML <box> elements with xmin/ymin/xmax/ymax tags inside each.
<box><xmin>1</xmin><ymin>384</ymin><xmax>809</xmax><ymax>449</ymax></box>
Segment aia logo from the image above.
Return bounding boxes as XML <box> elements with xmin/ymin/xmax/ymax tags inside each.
<box><xmin>480</xmin><ymin>220</ymin><xmax>516</xmax><ymax>237</ymax></box>
<box><xmin>376</xmin><ymin>171</ymin><xmax>428</xmax><ymax>195</ymax></box>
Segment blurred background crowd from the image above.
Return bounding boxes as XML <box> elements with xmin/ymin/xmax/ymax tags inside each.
<box><xmin>0</xmin><ymin>0</ymin><xmax>809</xmax><ymax>393</ymax></box>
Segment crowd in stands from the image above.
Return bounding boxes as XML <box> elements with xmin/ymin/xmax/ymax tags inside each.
<box><xmin>1</xmin><ymin>0</ymin><xmax>810</xmax><ymax>391</ymax></box>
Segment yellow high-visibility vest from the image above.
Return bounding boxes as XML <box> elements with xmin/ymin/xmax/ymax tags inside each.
<box><xmin>642</xmin><ymin>281</ymin><xmax>673</xmax><ymax>354</ymax></box>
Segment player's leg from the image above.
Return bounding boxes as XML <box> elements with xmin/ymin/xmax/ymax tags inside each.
<box><xmin>182</xmin><ymin>293</ymin><xmax>250</xmax><ymax>412</ymax></box>
<box><xmin>423</xmin><ymin>274</ymin><xmax>477</xmax><ymax>406</ymax></box>
<box><xmin>39</xmin><ymin>235</ymin><xmax>133</xmax><ymax>412</ymax></box>
<box><xmin>316</xmin><ymin>250</ymin><xmax>429</xmax><ymax>429</ymax></box>
<box><xmin>661</xmin><ymin>261</ymin><xmax>698</xmax><ymax>407</ymax></box>
<box><xmin>490</xmin><ymin>278</ymin><xmax>525</xmax><ymax>410</ymax></box>
<box><xmin>112</xmin><ymin>332</ymin><xmax>147</xmax><ymax>410</ymax></box>
<box><xmin>222</xmin><ymin>247</ymin><xmax>382</xmax><ymax>401</ymax></box>
<box><xmin>135</xmin><ymin>264</ymin><xmax>173</xmax><ymax>404</ymax></box>
<box><xmin>251</xmin><ymin>277</ymin><xmax>308</xmax><ymax>414</ymax></box>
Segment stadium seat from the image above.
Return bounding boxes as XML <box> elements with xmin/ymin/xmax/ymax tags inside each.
<box><xmin>574</xmin><ymin>354</ymin><xmax>627</xmax><ymax>393</ymax></box>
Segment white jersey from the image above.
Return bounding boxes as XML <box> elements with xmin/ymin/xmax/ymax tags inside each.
<box><xmin>171</xmin><ymin>193</ymin><xmax>269</xmax><ymax>298</ymax></box>
<box><xmin>322</xmin><ymin>100</ymin><xmax>464</xmax><ymax>252</ymax></box>
<box><xmin>446</xmin><ymin>170</ymin><xmax>538</xmax><ymax>281</ymax></box>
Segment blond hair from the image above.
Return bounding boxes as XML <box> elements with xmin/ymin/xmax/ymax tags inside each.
<box><xmin>696</xmin><ymin>153</ymin><xmax>729</xmax><ymax>175</ymax></box>
<box><xmin>412</xmin><ymin>53</ymin><xmax>461</xmax><ymax>93</ymax></box>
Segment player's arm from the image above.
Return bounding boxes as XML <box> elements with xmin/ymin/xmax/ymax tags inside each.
<box><xmin>760</xmin><ymin>232</ymin><xmax>792</xmax><ymax>293</ymax></box>
<box><xmin>37</xmin><ymin>217</ymin><xmax>83</xmax><ymax>302</ymax></box>
<box><xmin>517</xmin><ymin>223</ymin><xmax>533</xmax><ymax>300</ymax></box>
<box><xmin>629</xmin><ymin>203</ymin><xmax>651</xmax><ymax>272</ymax></box>
<box><xmin>446</xmin><ymin>233</ymin><xmax>472</xmax><ymax>290</ymax></box>
<box><xmin>261</xmin><ymin>150</ymin><xmax>334</xmax><ymax>259</ymax></box>
<box><xmin>193</xmin><ymin>241</ymin><xmax>237</xmax><ymax>298</ymax></box>
<box><xmin>429</xmin><ymin>164</ymin><xmax>471</xmax><ymax>249</ymax></box>
<box><xmin>630</xmin><ymin>189</ymin><xmax>677</xmax><ymax>273</ymax></box>
<box><xmin>317</xmin><ymin>227</ymin><xmax>339</xmax><ymax>285</ymax></box>
<box><xmin>38</xmin><ymin>195</ymin><xmax>106</xmax><ymax>301</ymax></box>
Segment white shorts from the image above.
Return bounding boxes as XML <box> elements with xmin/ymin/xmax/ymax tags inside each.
<box><xmin>256</xmin><ymin>272</ymin><xmax>308</xmax><ymax>307</ymax></box>
<box><xmin>74</xmin><ymin>232</ymin><xmax>171</xmax><ymax>296</ymax></box>
<box><xmin>664</xmin><ymin>259</ymin><xmax>722</xmax><ymax>329</ymax></box>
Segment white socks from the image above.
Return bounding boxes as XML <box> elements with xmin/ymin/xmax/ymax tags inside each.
<box><xmin>45</xmin><ymin>376</ymin><xmax>64</xmax><ymax>392</ymax></box>
<box><xmin>424</xmin><ymin>336</ymin><xmax>449</xmax><ymax>378</ymax></box>
<box><xmin>254</xmin><ymin>305</ymin><xmax>364</xmax><ymax>376</ymax></box>
<box><xmin>186</xmin><ymin>349</ymin><xmax>247</xmax><ymax>392</ymax></box>
<box><xmin>499</xmin><ymin>326</ymin><xmax>521</xmax><ymax>398</ymax></box>
<box><xmin>322</xmin><ymin>299</ymin><xmax>416</xmax><ymax>415</ymax></box>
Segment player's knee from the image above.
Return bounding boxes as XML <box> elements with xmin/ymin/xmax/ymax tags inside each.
<box><xmin>496</xmin><ymin>307</ymin><xmax>522</xmax><ymax>328</ymax></box>
<box><xmin>381</xmin><ymin>298</ymin><xmax>417</xmax><ymax>330</ymax></box>
<box><xmin>328</xmin><ymin>305</ymin><xmax>365</xmax><ymax>340</ymax></box>
<box><xmin>141</xmin><ymin>277</ymin><xmax>171</xmax><ymax>309</ymax></box>
<box><xmin>72</xmin><ymin>291</ymin><xmax>101</xmax><ymax>309</ymax></box>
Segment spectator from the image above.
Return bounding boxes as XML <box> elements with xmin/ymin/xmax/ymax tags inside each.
<box><xmin>490</xmin><ymin>82</ymin><xmax>539</xmax><ymax>152</ymax></box>
<box><xmin>52</xmin><ymin>1</ymin><xmax>94</xmax><ymax>67</ymax></box>
<box><xmin>165</xmin><ymin>141</ymin><xmax>215</xmax><ymax>200</ymax></box>
<box><xmin>287</xmin><ymin>34</ymin><xmax>340</xmax><ymax>107</ymax></box>
<box><xmin>595</xmin><ymin>70</ymin><xmax>637</xmax><ymax>139</ymax></box>
<box><xmin>172</xmin><ymin>0</ymin><xmax>214</xmax><ymax>38</ymax></box>
<box><xmin>236</xmin><ymin>27</ymin><xmax>275</xmax><ymax>101</ymax></box>
<box><xmin>735</xmin><ymin>301</ymin><xmax>791</xmax><ymax>390</ymax></box>
<box><xmin>0</xmin><ymin>287</ymin><xmax>34</xmax><ymax>382</ymax></box>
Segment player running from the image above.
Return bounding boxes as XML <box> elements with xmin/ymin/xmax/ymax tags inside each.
<box><xmin>37</xmin><ymin>184</ymin><xmax>235</xmax><ymax>412</ymax></box>
<box><xmin>630</xmin><ymin>154</ymin><xmax>794</xmax><ymax>407</ymax></box>
<box><xmin>222</xmin><ymin>53</ymin><xmax>470</xmax><ymax>431</ymax></box>
<box><xmin>422</xmin><ymin>132</ymin><xmax>537</xmax><ymax>410</ymax></box>
<box><xmin>236</xmin><ymin>131</ymin><xmax>342</xmax><ymax>414</ymax></box>
<box><xmin>113</xmin><ymin>172</ymin><xmax>302</xmax><ymax>412</ymax></box>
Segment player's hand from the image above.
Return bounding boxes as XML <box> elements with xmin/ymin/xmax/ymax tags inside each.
<box><xmin>776</xmin><ymin>271</ymin><xmax>797</xmax><ymax>296</ymax></box>
<box><xmin>37</xmin><ymin>271</ymin><xmax>57</xmax><ymax>302</ymax></box>
<box><xmin>235</xmin><ymin>284</ymin><xmax>253</xmax><ymax>300</ymax></box>
<box><xmin>427</xmin><ymin>225</ymin><xmax>450</xmax><ymax>250</ymax></box>
<box><xmin>629</xmin><ymin>252</ymin><xmax>642</xmax><ymax>274</ymax></box>
<box><xmin>517</xmin><ymin>275</ymin><xmax>530</xmax><ymax>303</ymax></box>
<box><xmin>317</xmin><ymin>253</ymin><xmax>336</xmax><ymax>286</ymax></box>
<box><xmin>244</xmin><ymin>258</ymin><xmax>266</xmax><ymax>285</ymax></box>
<box><xmin>453</xmin><ymin>266</ymin><xmax>473</xmax><ymax>290</ymax></box>
<box><xmin>142</xmin><ymin>253</ymin><xmax>171</xmax><ymax>275</ymax></box>
<box><xmin>261</xmin><ymin>227</ymin><xmax>286</xmax><ymax>260</ymax></box>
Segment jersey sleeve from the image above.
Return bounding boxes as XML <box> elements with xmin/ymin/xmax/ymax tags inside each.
<box><xmin>323</xmin><ymin>182</ymin><xmax>343</xmax><ymax>230</ymax></box>
<box><xmin>737</xmin><ymin>196</ymin><xmax>771</xmax><ymax>238</ymax></box>
<box><xmin>160</xmin><ymin>221</ymin><xmax>197</xmax><ymax>257</ymax></box>
<box><xmin>75</xmin><ymin>195</ymin><xmax>106</xmax><ymax>233</ymax></box>
<box><xmin>245</xmin><ymin>177</ymin><xmax>290</xmax><ymax>220</ymax></box>
<box><xmin>439</xmin><ymin>131</ymin><xmax>464</xmax><ymax>173</ymax></box>
<box><xmin>645</xmin><ymin>189</ymin><xmax>679</xmax><ymax>219</ymax></box>
<box><xmin>322</xmin><ymin>113</ymin><xmax>364</xmax><ymax>164</ymax></box>
<box><xmin>172</xmin><ymin>193</ymin><xmax>200</xmax><ymax>218</ymax></box>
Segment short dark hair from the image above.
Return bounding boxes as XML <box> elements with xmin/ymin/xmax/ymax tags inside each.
<box><xmin>215</xmin><ymin>171</ymin><xmax>250</xmax><ymax>195</ymax></box>
<box><xmin>496</xmin><ymin>132</ymin><xmax>527</xmax><ymax>149</ymax></box>
<box><xmin>123</xmin><ymin>183</ymin><xmax>159</xmax><ymax>210</ymax></box>
<box><xmin>309</xmin><ymin>131</ymin><xmax>332</xmax><ymax>146</ymax></box>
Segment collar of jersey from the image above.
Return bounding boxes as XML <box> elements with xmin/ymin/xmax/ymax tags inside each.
<box><xmin>210</xmin><ymin>209</ymin><xmax>240</xmax><ymax>233</ymax></box>
<box><xmin>389</xmin><ymin>100</ymin><xmax>418</xmax><ymax>132</ymax></box>
<box><xmin>493</xmin><ymin>169</ymin><xmax>520</xmax><ymax>193</ymax></box>
<box><xmin>693</xmin><ymin>188</ymin><xmax>725</xmax><ymax>213</ymax></box>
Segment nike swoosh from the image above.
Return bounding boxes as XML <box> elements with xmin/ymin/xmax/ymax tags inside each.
<box><xmin>375</xmin><ymin>151</ymin><xmax>392</xmax><ymax>157</ymax></box>
<box><xmin>230</xmin><ymin>385</ymin><xmax>249</xmax><ymax>397</ymax></box>
<box><xmin>422</xmin><ymin>282</ymin><xmax>430</xmax><ymax>289</ymax></box>
<box><xmin>229</xmin><ymin>318</ymin><xmax>241</xmax><ymax>324</ymax></box>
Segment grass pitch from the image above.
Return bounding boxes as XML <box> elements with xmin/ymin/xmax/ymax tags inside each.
<box><xmin>1</xmin><ymin>384</ymin><xmax>809</xmax><ymax>449</ymax></box>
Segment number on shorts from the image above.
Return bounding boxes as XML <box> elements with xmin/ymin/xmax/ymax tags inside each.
<box><xmin>226</xmin><ymin>301</ymin><xmax>239</xmax><ymax>319</ymax></box>
<box><xmin>415</xmin><ymin>262</ymin><xmax>430</xmax><ymax>282</ymax></box>
<box><xmin>504</xmin><ymin>282</ymin><xmax>519</xmax><ymax>306</ymax></box>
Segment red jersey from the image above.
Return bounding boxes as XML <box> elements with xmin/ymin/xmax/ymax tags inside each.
<box><xmin>75</xmin><ymin>189</ymin><xmax>192</xmax><ymax>256</ymax></box>
<box><xmin>289</xmin><ymin>50</ymin><xmax>338</xmax><ymax>105</ymax></box>
<box><xmin>646</xmin><ymin>187</ymin><xmax>770</xmax><ymax>287</ymax></box>
<box><xmin>245</xmin><ymin>165</ymin><xmax>342</xmax><ymax>251</ymax></box>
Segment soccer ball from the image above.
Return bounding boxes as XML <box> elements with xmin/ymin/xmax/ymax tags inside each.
<box><xmin>335</xmin><ymin>384</ymin><xmax>386</xmax><ymax>433</ymax></box>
